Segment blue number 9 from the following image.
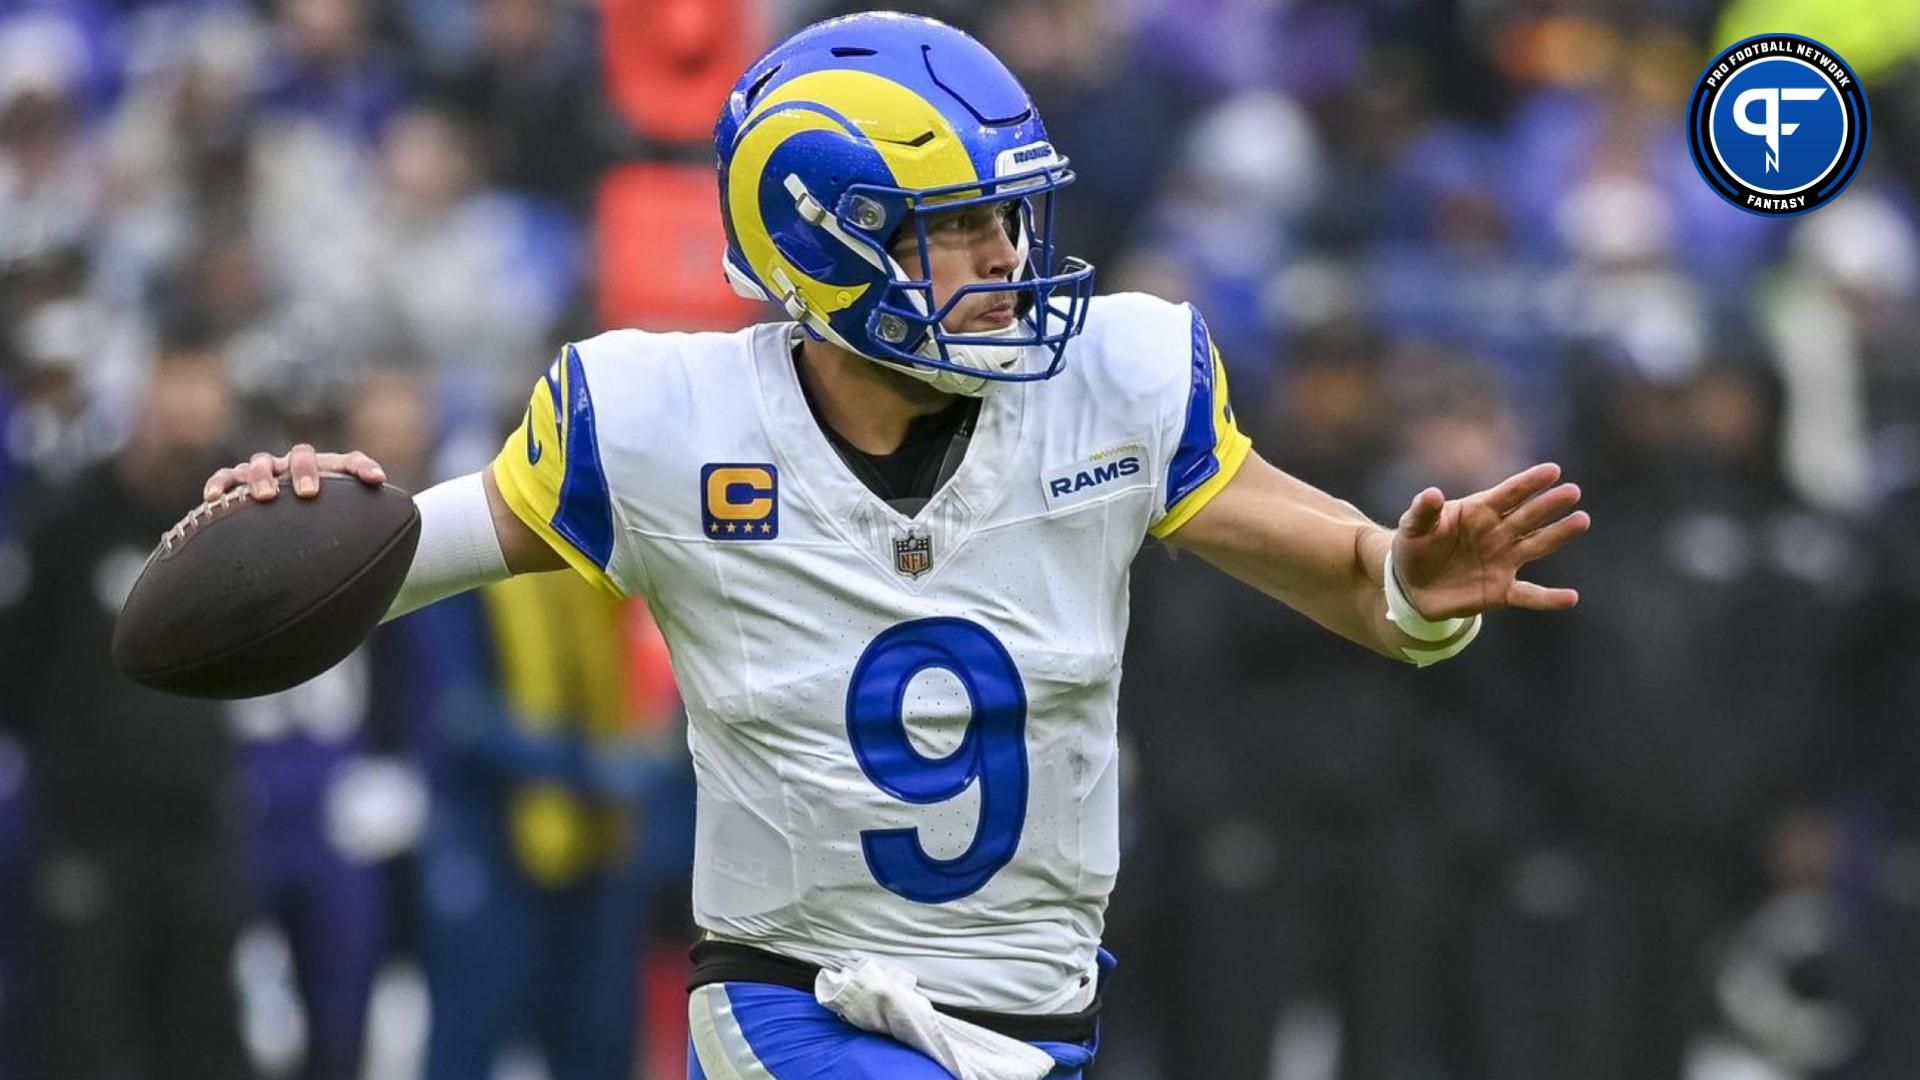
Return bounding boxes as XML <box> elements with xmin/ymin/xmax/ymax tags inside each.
<box><xmin>846</xmin><ymin>617</ymin><xmax>1029</xmax><ymax>903</ymax></box>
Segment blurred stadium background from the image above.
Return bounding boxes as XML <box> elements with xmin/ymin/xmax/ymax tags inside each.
<box><xmin>3</xmin><ymin>0</ymin><xmax>1920</xmax><ymax>1078</ymax></box>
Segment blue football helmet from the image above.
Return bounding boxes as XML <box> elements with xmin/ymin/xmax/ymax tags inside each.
<box><xmin>714</xmin><ymin>12</ymin><xmax>1096</xmax><ymax>394</ymax></box>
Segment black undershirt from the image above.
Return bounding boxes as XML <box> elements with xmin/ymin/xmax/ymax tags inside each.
<box><xmin>795</xmin><ymin>349</ymin><xmax>979</xmax><ymax>509</ymax></box>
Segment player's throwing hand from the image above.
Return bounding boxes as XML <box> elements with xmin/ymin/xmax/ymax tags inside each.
<box><xmin>201</xmin><ymin>444</ymin><xmax>387</xmax><ymax>502</ymax></box>
<box><xmin>1391</xmin><ymin>462</ymin><xmax>1589</xmax><ymax>620</ymax></box>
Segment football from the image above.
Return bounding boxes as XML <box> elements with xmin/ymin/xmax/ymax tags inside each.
<box><xmin>112</xmin><ymin>473</ymin><xmax>420</xmax><ymax>699</ymax></box>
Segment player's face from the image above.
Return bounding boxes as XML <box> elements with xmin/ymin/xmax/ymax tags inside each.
<box><xmin>890</xmin><ymin>200</ymin><xmax>1023</xmax><ymax>334</ymax></box>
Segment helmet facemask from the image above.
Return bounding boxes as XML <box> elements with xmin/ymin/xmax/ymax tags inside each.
<box><xmin>864</xmin><ymin>174</ymin><xmax>1092</xmax><ymax>397</ymax></box>
<box><xmin>869</xmin><ymin>191</ymin><xmax>1056</xmax><ymax>397</ymax></box>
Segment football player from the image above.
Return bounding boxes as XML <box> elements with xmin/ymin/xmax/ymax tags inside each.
<box><xmin>205</xmin><ymin>13</ymin><xmax>1588</xmax><ymax>1078</ymax></box>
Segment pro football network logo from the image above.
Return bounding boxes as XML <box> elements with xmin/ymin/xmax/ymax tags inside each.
<box><xmin>1687</xmin><ymin>34</ymin><xmax>1869</xmax><ymax>217</ymax></box>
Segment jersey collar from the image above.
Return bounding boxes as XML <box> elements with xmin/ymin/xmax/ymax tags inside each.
<box><xmin>750</xmin><ymin>323</ymin><xmax>1029</xmax><ymax>583</ymax></box>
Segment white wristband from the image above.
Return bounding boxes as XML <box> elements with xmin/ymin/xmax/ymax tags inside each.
<box><xmin>1383</xmin><ymin>548</ymin><xmax>1464</xmax><ymax>640</ymax></box>
<box><xmin>383</xmin><ymin>471</ymin><xmax>510</xmax><ymax>622</ymax></box>
<box><xmin>1383</xmin><ymin>547</ymin><xmax>1481</xmax><ymax>666</ymax></box>
<box><xmin>1400</xmin><ymin>614</ymin><xmax>1481</xmax><ymax>667</ymax></box>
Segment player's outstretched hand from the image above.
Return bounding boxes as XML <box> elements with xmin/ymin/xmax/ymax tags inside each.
<box><xmin>202</xmin><ymin>444</ymin><xmax>387</xmax><ymax>503</ymax></box>
<box><xmin>1391</xmin><ymin>462</ymin><xmax>1590</xmax><ymax>620</ymax></box>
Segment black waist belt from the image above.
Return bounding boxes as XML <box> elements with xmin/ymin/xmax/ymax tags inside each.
<box><xmin>687</xmin><ymin>940</ymin><xmax>1102</xmax><ymax>1045</ymax></box>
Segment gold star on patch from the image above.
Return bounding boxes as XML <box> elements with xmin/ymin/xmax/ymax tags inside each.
<box><xmin>760</xmin><ymin>523</ymin><xmax>772</xmax><ymax>533</ymax></box>
<box><xmin>725</xmin><ymin>523</ymin><xmax>737</xmax><ymax>534</ymax></box>
<box><xmin>708</xmin><ymin>522</ymin><xmax>719</xmax><ymax>534</ymax></box>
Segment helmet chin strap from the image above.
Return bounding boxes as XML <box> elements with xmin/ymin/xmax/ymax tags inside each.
<box><xmin>870</xmin><ymin>321</ymin><xmax>1029</xmax><ymax>398</ymax></box>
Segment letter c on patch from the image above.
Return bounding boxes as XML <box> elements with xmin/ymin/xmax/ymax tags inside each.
<box><xmin>706</xmin><ymin>466</ymin><xmax>774</xmax><ymax>519</ymax></box>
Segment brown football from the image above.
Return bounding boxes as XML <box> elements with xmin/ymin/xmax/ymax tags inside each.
<box><xmin>112</xmin><ymin>474</ymin><xmax>419</xmax><ymax>699</ymax></box>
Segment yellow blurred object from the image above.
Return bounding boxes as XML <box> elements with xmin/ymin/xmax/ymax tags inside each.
<box><xmin>484</xmin><ymin>565</ymin><xmax>627</xmax><ymax>731</ymax></box>
<box><xmin>1715</xmin><ymin>0</ymin><xmax>1920</xmax><ymax>80</ymax></box>
<box><xmin>509</xmin><ymin>783</ymin><xmax>608</xmax><ymax>887</ymax></box>
<box><xmin>482</xmin><ymin>571</ymin><xmax>633</xmax><ymax>887</ymax></box>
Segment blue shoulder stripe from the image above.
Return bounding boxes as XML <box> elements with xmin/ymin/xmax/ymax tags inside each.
<box><xmin>1164</xmin><ymin>306</ymin><xmax>1221</xmax><ymax>511</ymax></box>
<box><xmin>552</xmin><ymin>345</ymin><xmax>617</xmax><ymax>570</ymax></box>
<box><xmin>542</xmin><ymin>360</ymin><xmax>563</xmax><ymax>419</ymax></box>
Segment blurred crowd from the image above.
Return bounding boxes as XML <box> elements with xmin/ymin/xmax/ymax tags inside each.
<box><xmin>2</xmin><ymin>0</ymin><xmax>1919</xmax><ymax>1078</ymax></box>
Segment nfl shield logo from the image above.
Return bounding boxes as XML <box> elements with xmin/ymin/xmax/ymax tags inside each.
<box><xmin>893</xmin><ymin>532</ymin><xmax>933</xmax><ymax>579</ymax></box>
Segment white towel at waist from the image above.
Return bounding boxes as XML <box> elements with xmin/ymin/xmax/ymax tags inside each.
<box><xmin>815</xmin><ymin>956</ymin><xmax>1059</xmax><ymax>1080</ymax></box>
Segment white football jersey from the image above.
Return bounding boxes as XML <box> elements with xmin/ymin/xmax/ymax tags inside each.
<box><xmin>491</xmin><ymin>292</ymin><xmax>1249</xmax><ymax>1013</ymax></box>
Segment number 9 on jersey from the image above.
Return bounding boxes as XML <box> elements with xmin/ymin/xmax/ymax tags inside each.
<box><xmin>846</xmin><ymin>617</ymin><xmax>1030</xmax><ymax>903</ymax></box>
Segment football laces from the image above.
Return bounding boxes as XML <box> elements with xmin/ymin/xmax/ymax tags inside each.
<box><xmin>161</xmin><ymin>486</ymin><xmax>253</xmax><ymax>555</ymax></box>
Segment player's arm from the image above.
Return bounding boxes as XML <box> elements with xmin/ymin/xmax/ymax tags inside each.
<box><xmin>481</xmin><ymin>465</ymin><xmax>565</xmax><ymax>573</ymax></box>
<box><xmin>379</xmin><ymin>464</ymin><xmax>567</xmax><ymax>618</ymax></box>
<box><xmin>1161</xmin><ymin>451</ymin><xmax>1588</xmax><ymax>665</ymax></box>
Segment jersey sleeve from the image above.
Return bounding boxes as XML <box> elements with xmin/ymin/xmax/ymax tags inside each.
<box><xmin>489</xmin><ymin>343</ymin><xmax>634</xmax><ymax>599</ymax></box>
<box><xmin>1147</xmin><ymin>305</ymin><xmax>1253</xmax><ymax>538</ymax></box>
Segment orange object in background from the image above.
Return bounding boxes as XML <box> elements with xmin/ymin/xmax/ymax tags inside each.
<box><xmin>601</xmin><ymin>0</ymin><xmax>766</xmax><ymax>144</ymax></box>
<box><xmin>641</xmin><ymin>946</ymin><xmax>693</xmax><ymax>1080</ymax></box>
<box><xmin>624</xmin><ymin>597</ymin><xmax>679</xmax><ymax>734</ymax></box>
<box><xmin>596</xmin><ymin>163</ymin><xmax>760</xmax><ymax>332</ymax></box>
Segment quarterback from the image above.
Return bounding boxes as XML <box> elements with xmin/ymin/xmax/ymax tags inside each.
<box><xmin>206</xmin><ymin>13</ymin><xmax>1588</xmax><ymax>1079</ymax></box>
